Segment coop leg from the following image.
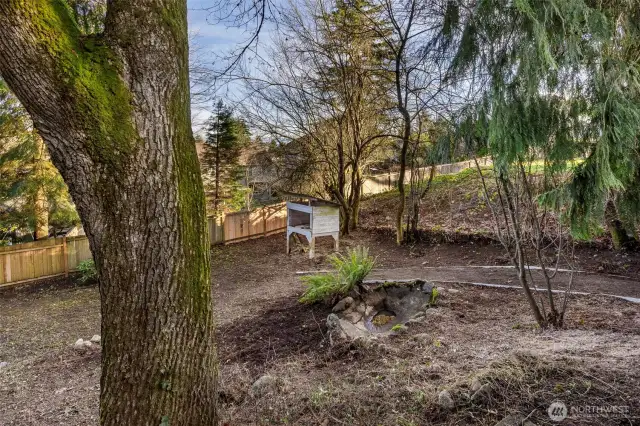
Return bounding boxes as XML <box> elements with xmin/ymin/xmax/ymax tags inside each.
<box><xmin>309</xmin><ymin>237</ymin><xmax>315</xmax><ymax>259</ymax></box>
<box><xmin>286</xmin><ymin>232</ymin><xmax>291</xmax><ymax>254</ymax></box>
<box><xmin>333</xmin><ymin>233</ymin><xmax>339</xmax><ymax>251</ymax></box>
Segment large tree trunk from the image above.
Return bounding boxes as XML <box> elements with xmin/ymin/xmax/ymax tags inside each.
<box><xmin>33</xmin><ymin>186</ymin><xmax>49</xmax><ymax>240</ymax></box>
<box><xmin>396</xmin><ymin>110</ymin><xmax>411</xmax><ymax>245</ymax></box>
<box><xmin>605</xmin><ymin>198</ymin><xmax>634</xmax><ymax>250</ymax></box>
<box><xmin>0</xmin><ymin>2</ymin><xmax>217</xmax><ymax>425</ymax></box>
<box><xmin>33</xmin><ymin>135</ymin><xmax>48</xmax><ymax>240</ymax></box>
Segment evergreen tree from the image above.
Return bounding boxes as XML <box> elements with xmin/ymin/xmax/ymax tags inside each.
<box><xmin>449</xmin><ymin>0</ymin><xmax>640</xmax><ymax>245</ymax></box>
<box><xmin>0</xmin><ymin>79</ymin><xmax>79</xmax><ymax>241</ymax></box>
<box><xmin>203</xmin><ymin>101</ymin><xmax>251</xmax><ymax>214</ymax></box>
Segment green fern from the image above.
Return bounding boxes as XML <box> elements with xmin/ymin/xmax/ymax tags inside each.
<box><xmin>299</xmin><ymin>246</ymin><xmax>375</xmax><ymax>304</ymax></box>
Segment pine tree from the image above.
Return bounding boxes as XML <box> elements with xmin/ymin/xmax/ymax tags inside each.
<box><xmin>202</xmin><ymin>101</ymin><xmax>250</xmax><ymax>214</ymax></box>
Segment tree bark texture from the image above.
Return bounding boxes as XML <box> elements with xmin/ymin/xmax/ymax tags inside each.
<box><xmin>33</xmin><ymin>185</ymin><xmax>49</xmax><ymax>239</ymax></box>
<box><xmin>33</xmin><ymin>135</ymin><xmax>49</xmax><ymax>240</ymax></box>
<box><xmin>605</xmin><ymin>198</ymin><xmax>634</xmax><ymax>250</ymax></box>
<box><xmin>396</xmin><ymin>109</ymin><xmax>411</xmax><ymax>245</ymax></box>
<box><xmin>0</xmin><ymin>2</ymin><xmax>217</xmax><ymax>425</ymax></box>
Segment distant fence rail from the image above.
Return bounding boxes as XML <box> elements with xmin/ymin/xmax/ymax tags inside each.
<box><xmin>0</xmin><ymin>203</ymin><xmax>288</xmax><ymax>288</ymax></box>
<box><xmin>362</xmin><ymin>157</ymin><xmax>492</xmax><ymax>195</ymax></box>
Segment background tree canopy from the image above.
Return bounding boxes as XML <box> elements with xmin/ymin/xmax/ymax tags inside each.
<box><xmin>0</xmin><ymin>79</ymin><xmax>79</xmax><ymax>243</ymax></box>
<box><xmin>448</xmin><ymin>0</ymin><xmax>640</xmax><ymax>242</ymax></box>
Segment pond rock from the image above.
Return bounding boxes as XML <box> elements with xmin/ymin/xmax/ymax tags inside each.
<box><xmin>332</xmin><ymin>297</ymin><xmax>353</xmax><ymax>313</ymax></box>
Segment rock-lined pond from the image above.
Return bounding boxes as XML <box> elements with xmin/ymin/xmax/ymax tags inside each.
<box><xmin>327</xmin><ymin>279</ymin><xmax>438</xmax><ymax>342</ymax></box>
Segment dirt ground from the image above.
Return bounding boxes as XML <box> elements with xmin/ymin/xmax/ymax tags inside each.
<box><xmin>0</xmin><ymin>231</ymin><xmax>639</xmax><ymax>425</ymax></box>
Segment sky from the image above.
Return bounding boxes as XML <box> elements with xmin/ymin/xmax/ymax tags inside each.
<box><xmin>187</xmin><ymin>1</ymin><xmax>266</xmax><ymax>131</ymax></box>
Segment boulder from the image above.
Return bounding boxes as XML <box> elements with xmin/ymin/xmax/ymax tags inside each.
<box><xmin>363</xmin><ymin>289</ymin><xmax>386</xmax><ymax>308</ymax></box>
<box><xmin>420</xmin><ymin>281</ymin><xmax>434</xmax><ymax>295</ymax></box>
<box><xmin>342</xmin><ymin>310</ymin><xmax>363</xmax><ymax>324</ymax></box>
<box><xmin>326</xmin><ymin>314</ymin><xmax>347</xmax><ymax>345</ymax></box>
<box><xmin>438</xmin><ymin>390</ymin><xmax>455</xmax><ymax>410</ymax></box>
<box><xmin>251</xmin><ymin>375</ymin><xmax>277</xmax><ymax>397</ymax></box>
<box><xmin>364</xmin><ymin>305</ymin><xmax>375</xmax><ymax>317</ymax></box>
<box><xmin>326</xmin><ymin>313</ymin><xmax>341</xmax><ymax>329</ymax></box>
<box><xmin>386</xmin><ymin>287</ymin><xmax>430</xmax><ymax>321</ymax></box>
<box><xmin>332</xmin><ymin>297</ymin><xmax>354</xmax><ymax>313</ymax></box>
<box><xmin>338</xmin><ymin>319</ymin><xmax>368</xmax><ymax>340</ymax></box>
<box><xmin>73</xmin><ymin>338</ymin><xmax>93</xmax><ymax>352</ymax></box>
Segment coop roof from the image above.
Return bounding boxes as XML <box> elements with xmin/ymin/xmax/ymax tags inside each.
<box><xmin>278</xmin><ymin>191</ymin><xmax>340</xmax><ymax>207</ymax></box>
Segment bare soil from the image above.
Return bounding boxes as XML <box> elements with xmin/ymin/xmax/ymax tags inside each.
<box><xmin>1</xmin><ymin>232</ymin><xmax>639</xmax><ymax>425</ymax></box>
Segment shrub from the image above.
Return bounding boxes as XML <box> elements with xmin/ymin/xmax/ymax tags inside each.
<box><xmin>77</xmin><ymin>259</ymin><xmax>98</xmax><ymax>283</ymax></box>
<box><xmin>299</xmin><ymin>246</ymin><xmax>375</xmax><ymax>304</ymax></box>
<box><xmin>429</xmin><ymin>287</ymin><xmax>439</xmax><ymax>306</ymax></box>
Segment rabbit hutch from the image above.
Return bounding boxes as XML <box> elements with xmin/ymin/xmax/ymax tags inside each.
<box><xmin>283</xmin><ymin>192</ymin><xmax>340</xmax><ymax>258</ymax></box>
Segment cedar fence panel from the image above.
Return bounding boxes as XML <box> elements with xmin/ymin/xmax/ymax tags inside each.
<box><xmin>211</xmin><ymin>202</ymin><xmax>287</xmax><ymax>244</ymax></box>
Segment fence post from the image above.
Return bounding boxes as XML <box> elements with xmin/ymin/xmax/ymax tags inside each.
<box><xmin>262</xmin><ymin>208</ymin><xmax>267</xmax><ymax>236</ymax></box>
<box><xmin>3</xmin><ymin>253</ymin><xmax>10</xmax><ymax>284</ymax></box>
<box><xmin>63</xmin><ymin>237</ymin><xmax>69</xmax><ymax>278</ymax></box>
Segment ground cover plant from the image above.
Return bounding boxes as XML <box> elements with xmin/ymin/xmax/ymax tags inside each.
<box><xmin>299</xmin><ymin>246</ymin><xmax>375</xmax><ymax>303</ymax></box>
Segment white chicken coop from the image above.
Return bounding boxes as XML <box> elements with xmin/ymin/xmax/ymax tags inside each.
<box><xmin>284</xmin><ymin>193</ymin><xmax>340</xmax><ymax>259</ymax></box>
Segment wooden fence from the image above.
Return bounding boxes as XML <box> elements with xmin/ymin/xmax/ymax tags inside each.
<box><xmin>0</xmin><ymin>203</ymin><xmax>288</xmax><ymax>288</ymax></box>
<box><xmin>208</xmin><ymin>202</ymin><xmax>287</xmax><ymax>244</ymax></box>
<box><xmin>0</xmin><ymin>236</ymin><xmax>91</xmax><ymax>287</ymax></box>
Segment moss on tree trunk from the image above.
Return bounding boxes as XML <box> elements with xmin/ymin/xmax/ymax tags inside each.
<box><xmin>0</xmin><ymin>1</ymin><xmax>217</xmax><ymax>425</ymax></box>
